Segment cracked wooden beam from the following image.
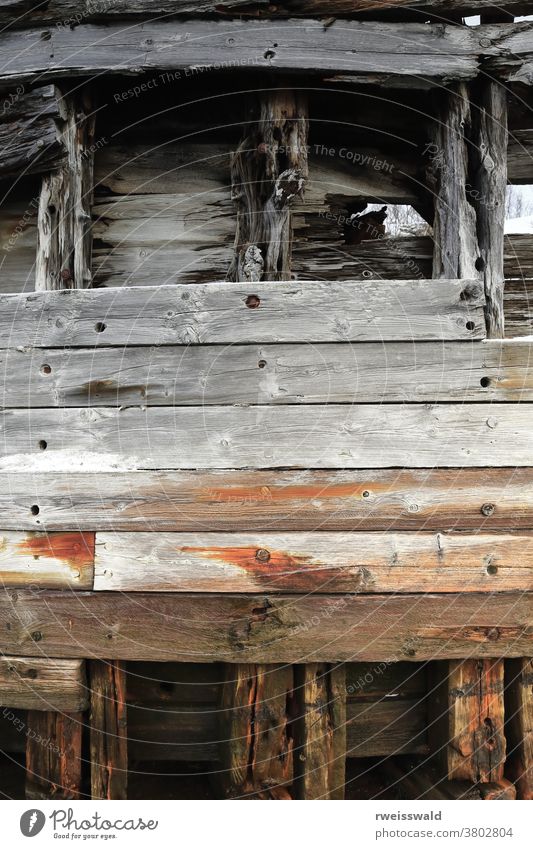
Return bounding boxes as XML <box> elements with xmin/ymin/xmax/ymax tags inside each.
<box><xmin>89</xmin><ymin>661</ymin><xmax>128</xmax><ymax>800</ymax></box>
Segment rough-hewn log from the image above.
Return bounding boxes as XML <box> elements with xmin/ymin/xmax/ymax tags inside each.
<box><xmin>25</xmin><ymin>711</ymin><xmax>83</xmax><ymax>799</ymax></box>
<box><xmin>94</xmin><ymin>530</ymin><xmax>533</xmax><ymax>594</ymax></box>
<box><xmin>431</xmin><ymin>659</ymin><xmax>506</xmax><ymax>783</ymax></box>
<box><xmin>0</xmin><ymin>21</ymin><xmax>532</xmax><ymax>86</ymax></box>
<box><xmin>2</xmin><ymin>590</ymin><xmax>533</xmax><ymax>662</ymax></box>
<box><xmin>229</xmin><ymin>91</ymin><xmax>308</xmax><ymax>281</ymax></box>
<box><xmin>4</xmin><ymin>339</ymin><xmax>533</xmax><ymax>407</ymax></box>
<box><xmin>35</xmin><ymin>88</ymin><xmax>95</xmax><ymax>291</ymax></box>
<box><xmin>471</xmin><ymin>80</ymin><xmax>508</xmax><ymax>339</ymax></box>
<box><xmin>0</xmin><ymin>531</ymin><xmax>94</xmax><ymax>589</ymax></box>
<box><xmin>384</xmin><ymin>760</ymin><xmax>515</xmax><ymax>800</ymax></box>
<box><xmin>218</xmin><ymin>664</ymin><xmax>293</xmax><ymax>798</ymax></box>
<box><xmin>0</xmin><ymin>657</ymin><xmax>88</xmax><ymax>711</ymax></box>
<box><xmin>2</xmin><ymin>403</ymin><xmax>533</xmax><ymax>471</ymax></box>
<box><xmin>505</xmin><ymin>658</ymin><xmax>533</xmax><ymax>800</ymax></box>
<box><xmin>293</xmin><ymin>664</ymin><xmax>346</xmax><ymax>799</ymax></box>
<box><xmin>0</xmin><ymin>84</ymin><xmax>65</xmax><ymax>179</ymax></box>
<box><xmin>89</xmin><ymin>661</ymin><xmax>127</xmax><ymax>800</ymax></box>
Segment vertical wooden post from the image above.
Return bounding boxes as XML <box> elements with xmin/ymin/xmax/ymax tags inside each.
<box><xmin>218</xmin><ymin>664</ymin><xmax>293</xmax><ymax>799</ymax></box>
<box><xmin>293</xmin><ymin>664</ymin><xmax>346</xmax><ymax>800</ymax></box>
<box><xmin>89</xmin><ymin>661</ymin><xmax>128</xmax><ymax>800</ymax></box>
<box><xmin>431</xmin><ymin>660</ymin><xmax>506</xmax><ymax>785</ymax></box>
<box><xmin>229</xmin><ymin>89</ymin><xmax>308</xmax><ymax>281</ymax></box>
<box><xmin>25</xmin><ymin>712</ymin><xmax>83</xmax><ymax>800</ymax></box>
<box><xmin>470</xmin><ymin>79</ymin><xmax>508</xmax><ymax>338</ymax></box>
<box><xmin>505</xmin><ymin>658</ymin><xmax>533</xmax><ymax>799</ymax></box>
<box><xmin>36</xmin><ymin>85</ymin><xmax>96</xmax><ymax>290</ymax></box>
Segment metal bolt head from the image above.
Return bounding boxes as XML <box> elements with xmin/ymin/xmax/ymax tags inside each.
<box><xmin>256</xmin><ymin>548</ymin><xmax>270</xmax><ymax>563</ymax></box>
<box><xmin>481</xmin><ymin>503</ymin><xmax>495</xmax><ymax>517</ymax></box>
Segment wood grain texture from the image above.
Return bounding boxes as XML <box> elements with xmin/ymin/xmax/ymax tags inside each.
<box><xmin>346</xmin><ymin>697</ymin><xmax>428</xmax><ymax>757</ymax></box>
<box><xmin>0</xmin><ymin>279</ymin><xmax>485</xmax><ymax>347</ymax></box>
<box><xmin>0</xmin><ymin>657</ymin><xmax>88</xmax><ymax>711</ymax></box>
<box><xmin>89</xmin><ymin>661</ymin><xmax>127</xmax><ymax>800</ymax></box>
<box><xmin>1</xmin><ymin>590</ymin><xmax>533</xmax><ymax>662</ymax></box>
<box><xmin>94</xmin><ymin>530</ymin><xmax>533</xmax><ymax>593</ymax></box>
<box><xmin>3</xmin><ymin>339</ymin><xmax>533</xmax><ymax>408</ymax></box>
<box><xmin>1</xmin><ymin>21</ymin><xmax>530</xmax><ymax>86</ymax></box>
<box><xmin>294</xmin><ymin>664</ymin><xmax>346</xmax><ymax>799</ymax></box>
<box><xmin>505</xmin><ymin>657</ymin><xmax>533</xmax><ymax>799</ymax></box>
<box><xmin>25</xmin><ymin>711</ymin><xmax>83</xmax><ymax>800</ymax></box>
<box><xmin>0</xmin><ymin>531</ymin><xmax>94</xmax><ymax>588</ymax></box>
<box><xmin>218</xmin><ymin>664</ymin><xmax>293</xmax><ymax>798</ymax></box>
<box><xmin>1</xmin><ymin>403</ymin><xmax>532</xmax><ymax>471</ymax></box>
<box><xmin>3</xmin><ymin>468</ymin><xmax>533</xmax><ymax>532</ymax></box>
<box><xmin>0</xmin><ymin>85</ymin><xmax>64</xmax><ymax>179</ymax></box>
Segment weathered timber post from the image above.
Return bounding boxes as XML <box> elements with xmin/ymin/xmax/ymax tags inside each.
<box><xmin>218</xmin><ymin>664</ymin><xmax>294</xmax><ymax>798</ymax></box>
<box><xmin>25</xmin><ymin>712</ymin><xmax>83</xmax><ymax>800</ymax></box>
<box><xmin>293</xmin><ymin>664</ymin><xmax>346</xmax><ymax>800</ymax></box>
<box><xmin>505</xmin><ymin>658</ymin><xmax>533</xmax><ymax>799</ymax></box>
<box><xmin>229</xmin><ymin>89</ymin><xmax>308</xmax><ymax>281</ymax></box>
<box><xmin>89</xmin><ymin>661</ymin><xmax>128</xmax><ymax>800</ymax></box>
<box><xmin>35</xmin><ymin>86</ymin><xmax>96</xmax><ymax>290</ymax></box>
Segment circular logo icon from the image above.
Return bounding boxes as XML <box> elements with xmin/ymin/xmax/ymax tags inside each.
<box><xmin>20</xmin><ymin>810</ymin><xmax>46</xmax><ymax>837</ymax></box>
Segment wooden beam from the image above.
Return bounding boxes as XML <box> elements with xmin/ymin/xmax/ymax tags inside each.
<box><xmin>0</xmin><ymin>84</ymin><xmax>65</xmax><ymax>179</ymax></box>
<box><xmin>94</xmin><ymin>530</ymin><xmax>533</xmax><ymax>594</ymax></box>
<box><xmin>3</xmin><ymin>468</ymin><xmax>533</xmax><ymax>533</ymax></box>
<box><xmin>0</xmin><ymin>531</ymin><xmax>94</xmax><ymax>589</ymax></box>
<box><xmin>428</xmin><ymin>83</ymin><xmax>480</xmax><ymax>280</ymax></box>
<box><xmin>1</xmin><ymin>590</ymin><xmax>533</xmax><ymax>662</ymax></box>
<box><xmin>383</xmin><ymin>760</ymin><xmax>516</xmax><ymax>800</ymax></box>
<box><xmin>25</xmin><ymin>711</ymin><xmax>83</xmax><ymax>800</ymax></box>
<box><xmin>505</xmin><ymin>658</ymin><xmax>533</xmax><ymax>799</ymax></box>
<box><xmin>293</xmin><ymin>664</ymin><xmax>346</xmax><ymax>799</ymax></box>
<box><xmin>229</xmin><ymin>90</ymin><xmax>308</xmax><ymax>281</ymax></box>
<box><xmin>431</xmin><ymin>659</ymin><xmax>506</xmax><ymax>783</ymax></box>
<box><xmin>4</xmin><ymin>339</ymin><xmax>533</xmax><ymax>407</ymax></box>
<box><xmin>471</xmin><ymin>79</ymin><xmax>508</xmax><ymax>338</ymax></box>
<box><xmin>2</xmin><ymin>403</ymin><xmax>533</xmax><ymax>471</ymax></box>
<box><xmin>35</xmin><ymin>87</ymin><xmax>96</xmax><ymax>290</ymax></box>
<box><xmin>89</xmin><ymin>661</ymin><xmax>128</xmax><ymax>800</ymax></box>
<box><xmin>0</xmin><ymin>278</ymin><xmax>486</xmax><ymax>347</ymax></box>
<box><xmin>0</xmin><ymin>657</ymin><xmax>88</xmax><ymax>711</ymax></box>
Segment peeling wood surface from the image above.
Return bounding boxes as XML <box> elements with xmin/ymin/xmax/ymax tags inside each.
<box><xmin>1</xmin><ymin>403</ymin><xmax>532</xmax><ymax>470</ymax></box>
<box><xmin>25</xmin><ymin>711</ymin><xmax>83</xmax><ymax>800</ymax></box>
<box><xmin>0</xmin><ymin>279</ymin><xmax>485</xmax><ymax>347</ymax></box>
<box><xmin>1</xmin><ymin>21</ymin><xmax>531</xmax><ymax>86</ymax></box>
<box><xmin>0</xmin><ymin>531</ymin><xmax>94</xmax><ymax>588</ymax></box>
<box><xmin>89</xmin><ymin>661</ymin><xmax>128</xmax><ymax>800</ymax></box>
<box><xmin>505</xmin><ymin>657</ymin><xmax>533</xmax><ymax>800</ymax></box>
<box><xmin>1</xmin><ymin>590</ymin><xmax>533</xmax><ymax>662</ymax></box>
<box><xmin>3</xmin><ymin>339</ymin><xmax>533</xmax><ymax>407</ymax></box>
<box><xmin>3</xmin><ymin>468</ymin><xmax>532</xmax><ymax>532</ymax></box>
<box><xmin>0</xmin><ymin>657</ymin><xmax>88</xmax><ymax>712</ymax></box>
<box><xmin>94</xmin><ymin>530</ymin><xmax>533</xmax><ymax>593</ymax></box>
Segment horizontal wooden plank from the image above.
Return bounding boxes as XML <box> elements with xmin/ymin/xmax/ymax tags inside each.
<box><xmin>0</xmin><ymin>404</ymin><xmax>530</xmax><ymax>470</ymax></box>
<box><xmin>2</xmin><ymin>468</ymin><xmax>531</xmax><ymax>531</ymax></box>
<box><xmin>0</xmin><ymin>531</ymin><xmax>94</xmax><ymax>588</ymax></box>
<box><xmin>0</xmin><ymin>657</ymin><xmax>88</xmax><ymax>712</ymax></box>
<box><xmin>346</xmin><ymin>698</ymin><xmax>427</xmax><ymax>757</ymax></box>
<box><xmin>0</xmin><ymin>84</ymin><xmax>64</xmax><ymax>179</ymax></box>
<box><xmin>0</xmin><ymin>1</ymin><xmax>529</xmax><ymax>28</ymax></box>
<box><xmin>3</xmin><ymin>339</ymin><xmax>532</xmax><ymax>407</ymax></box>
<box><xmin>0</xmin><ymin>279</ymin><xmax>485</xmax><ymax>347</ymax></box>
<box><xmin>0</xmin><ymin>21</ymin><xmax>528</xmax><ymax>86</ymax></box>
<box><xmin>345</xmin><ymin>661</ymin><xmax>426</xmax><ymax>701</ymax></box>
<box><xmin>94</xmin><ymin>530</ymin><xmax>533</xmax><ymax>593</ymax></box>
<box><xmin>1</xmin><ymin>590</ymin><xmax>532</xmax><ymax>661</ymax></box>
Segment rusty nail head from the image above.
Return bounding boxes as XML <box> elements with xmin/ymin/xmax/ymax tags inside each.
<box><xmin>60</xmin><ymin>268</ymin><xmax>72</xmax><ymax>281</ymax></box>
<box><xmin>481</xmin><ymin>503</ymin><xmax>495</xmax><ymax>516</ymax></box>
<box><xmin>256</xmin><ymin>548</ymin><xmax>270</xmax><ymax>563</ymax></box>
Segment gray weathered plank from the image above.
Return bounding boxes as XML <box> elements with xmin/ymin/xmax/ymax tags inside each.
<box><xmin>0</xmin><ymin>531</ymin><xmax>94</xmax><ymax>588</ymax></box>
<box><xmin>0</xmin><ymin>657</ymin><xmax>88</xmax><ymax>711</ymax></box>
<box><xmin>2</xmin><ymin>468</ymin><xmax>531</xmax><ymax>532</ymax></box>
<box><xmin>0</xmin><ymin>85</ymin><xmax>64</xmax><ymax>179</ymax></box>
<box><xmin>0</xmin><ymin>20</ymin><xmax>520</xmax><ymax>85</ymax></box>
<box><xmin>0</xmin><ymin>279</ymin><xmax>485</xmax><ymax>347</ymax></box>
<box><xmin>94</xmin><ymin>530</ymin><xmax>533</xmax><ymax>593</ymax></box>
<box><xmin>1</xmin><ymin>590</ymin><xmax>532</xmax><ymax>661</ymax></box>
<box><xmin>0</xmin><ymin>403</ymin><xmax>530</xmax><ymax>471</ymax></box>
<box><xmin>1</xmin><ymin>339</ymin><xmax>531</xmax><ymax>407</ymax></box>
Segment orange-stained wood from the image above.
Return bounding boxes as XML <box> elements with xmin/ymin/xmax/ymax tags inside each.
<box><xmin>16</xmin><ymin>532</ymin><xmax>95</xmax><ymax>572</ymax></box>
<box><xmin>0</xmin><ymin>531</ymin><xmax>94</xmax><ymax>589</ymax></box>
